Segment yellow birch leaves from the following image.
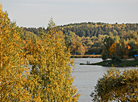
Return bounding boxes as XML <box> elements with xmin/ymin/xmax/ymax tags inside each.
<box><xmin>0</xmin><ymin>4</ymin><xmax>80</xmax><ymax>101</ymax></box>
<box><xmin>0</xmin><ymin>5</ymin><xmax>41</xmax><ymax>101</ymax></box>
<box><xmin>27</xmin><ymin>18</ymin><xmax>80</xmax><ymax>101</ymax></box>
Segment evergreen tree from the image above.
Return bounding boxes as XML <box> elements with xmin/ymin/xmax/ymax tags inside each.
<box><xmin>102</xmin><ymin>37</ymin><xmax>114</xmax><ymax>58</ymax></box>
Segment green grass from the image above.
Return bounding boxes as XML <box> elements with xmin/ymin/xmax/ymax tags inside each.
<box><xmin>119</xmin><ymin>60</ymin><xmax>138</xmax><ymax>67</ymax></box>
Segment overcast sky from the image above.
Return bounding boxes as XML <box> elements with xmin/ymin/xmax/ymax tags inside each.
<box><xmin>1</xmin><ymin>0</ymin><xmax>138</xmax><ymax>27</ymax></box>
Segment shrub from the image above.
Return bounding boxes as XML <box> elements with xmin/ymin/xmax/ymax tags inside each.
<box><xmin>102</xmin><ymin>52</ymin><xmax>107</xmax><ymax>61</ymax></box>
<box><xmin>91</xmin><ymin>68</ymin><xmax>138</xmax><ymax>101</ymax></box>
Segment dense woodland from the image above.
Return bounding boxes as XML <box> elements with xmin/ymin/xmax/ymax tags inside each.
<box><xmin>0</xmin><ymin>5</ymin><xmax>80</xmax><ymax>101</ymax></box>
<box><xmin>23</xmin><ymin>22</ymin><xmax>138</xmax><ymax>57</ymax></box>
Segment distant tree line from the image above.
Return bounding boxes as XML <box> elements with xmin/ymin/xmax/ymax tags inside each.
<box><xmin>23</xmin><ymin>22</ymin><xmax>138</xmax><ymax>56</ymax></box>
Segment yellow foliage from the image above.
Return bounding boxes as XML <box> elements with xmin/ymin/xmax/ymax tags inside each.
<box><xmin>109</xmin><ymin>42</ymin><xmax>117</xmax><ymax>56</ymax></box>
<box><xmin>0</xmin><ymin>5</ymin><xmax>42</xmax><ymax>101</ymax></box>
<box><xmin>25</xmin><ymin>18</ymin><xmax>80</xmax><ymax>101</ymax></box>
<box><xmin>0</xmin><ymin>5</ymin><xmax>80</xmax><ymax>102</ymax></box>
<box><xmin>91</xmin><ymin>68</ymin><xmax>138</xmax><ymax>101</ymax></box>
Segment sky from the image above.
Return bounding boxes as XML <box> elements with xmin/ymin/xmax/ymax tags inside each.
<box><xmin>1</xmin><ymin>0</ymin><xmax>138</xmax><ymax>27</ymax></box>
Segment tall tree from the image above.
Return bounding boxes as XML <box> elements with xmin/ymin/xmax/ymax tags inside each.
<box><xmin>102</xmin><ymin>37</ymin><xmax>114</xmax><ymax>58</ymax></box>
<box><xmin>27</xmin><ymin>18</ymin><xmax>80</xmax><ymax>101</ymax></box>
<box><xmin>0</xmin><ymin>4</ymin><xmax>41</xmax><ymax>101</ymax></box>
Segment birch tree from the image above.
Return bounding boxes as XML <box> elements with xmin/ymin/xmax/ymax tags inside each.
<box><xmin>0</xmin><ymin>4</ymin><xmax>41</xmax><ymax>102</ymax></box>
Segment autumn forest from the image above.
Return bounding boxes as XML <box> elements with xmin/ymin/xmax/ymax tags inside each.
<box><xmin>23</xmin><ymin>22</ymin><xmax>138</xmax><ymax>57</ymax></box>
<box><xmin>1</xmin><ymin>3</ymin><xmax>138</xmax><ymax>102</ymax></box>
<box><xmin>0</xmin><ymin>5</ymin><xmax>80</xmax><ymax>101</ymax></box>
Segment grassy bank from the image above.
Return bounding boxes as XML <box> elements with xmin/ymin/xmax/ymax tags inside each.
<box><xmin>80</xmin><ymin>59</ymin><xmax>138</xmax><ymax>67</ymax></box>
<box><xmin>71</xmin><ymin>55</ymin><xmax>101</xmax><ymax>58</ymax></box>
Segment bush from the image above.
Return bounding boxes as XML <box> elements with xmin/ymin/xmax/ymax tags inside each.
<box><xmin>91</xmin><ymin>68</ymin><xmax>138</xmax><ymax>101</ymax></box>
<box><xmin>111</xmin><ymin>54</ymin><xmax>121</xmax><ymax>63</ymax></box>
<box><xmin>102</xmin><ymin>52</ymin><xmax>107</xmax><ymax>61</ymax></box>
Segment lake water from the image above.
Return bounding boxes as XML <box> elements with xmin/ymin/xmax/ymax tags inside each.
<box><xmin>72</xmin><ymin>58</ymin><xmax>137</xmax><ymax>102</ymax></box>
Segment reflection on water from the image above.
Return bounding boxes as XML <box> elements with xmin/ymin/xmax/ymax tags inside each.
<box><xmin>72</xmin><ymin>58</ymin><xmax>137</xmax><ymax>102</ymax></box>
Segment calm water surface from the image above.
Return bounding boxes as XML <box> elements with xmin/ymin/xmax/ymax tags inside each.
<box><xmin>72</xmin><ymin>58</ymin><xmax>137</xmax><ymax>102</ymax></box>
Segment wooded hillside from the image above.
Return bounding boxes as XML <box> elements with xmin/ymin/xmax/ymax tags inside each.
<box><xmin>23</xmin><ymin>22</ymin><xmax>138</xmax><ymax>55</ymax></box>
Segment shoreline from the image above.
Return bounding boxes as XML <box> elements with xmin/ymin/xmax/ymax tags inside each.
<box><xmin>71</xmin><ymin>55</ymin><xmax>101</xmax><ymax>58</ymax></box>
<box><xmin>80</xmin><ymin>59</ymin><xmax>138</xmax><ymax>67</ymax></box>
